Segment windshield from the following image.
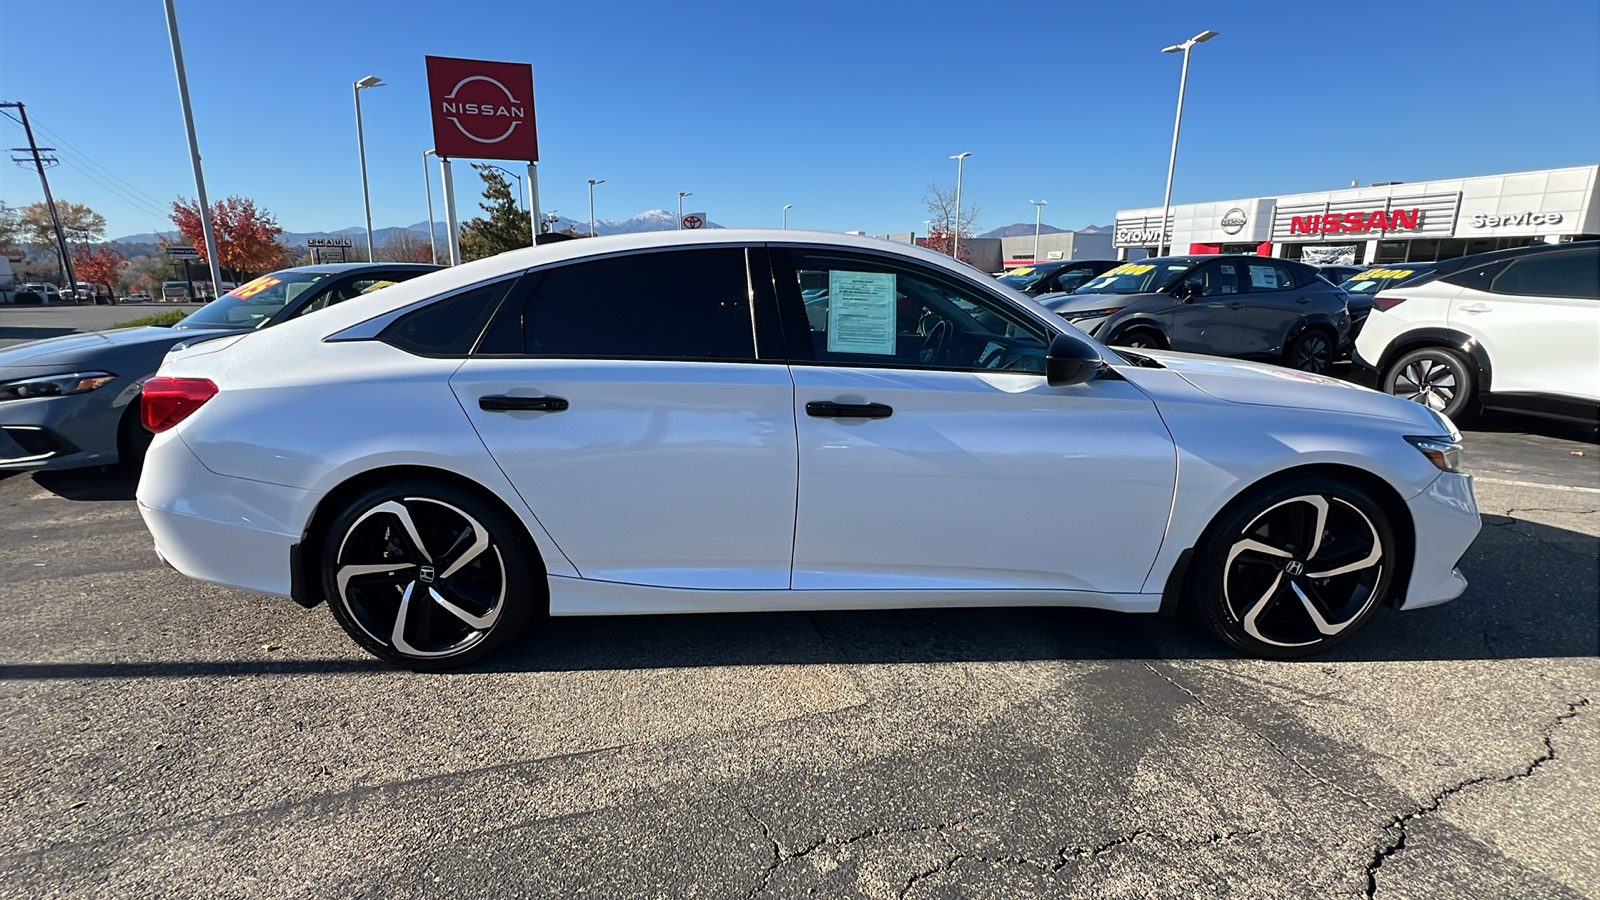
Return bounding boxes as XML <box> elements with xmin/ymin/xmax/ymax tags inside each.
<box><xmin>175</xmin><ymin>271</ymin><xmax>330</xmax><ymax>330</ymax></box>
<box><xmin>1074</xmin><ymin>261</ymin><xmax>1192</xmax><ymax>295</ymax></box>
<box><xmin>1338</xmin><ymin>266</ymin><xmax>1431</xmax><ymax>295</ymax></box>
<box><xmin>997</xmin><ymin>266</ymin><xmax>1056</xmax><ymax>291</ymax></box>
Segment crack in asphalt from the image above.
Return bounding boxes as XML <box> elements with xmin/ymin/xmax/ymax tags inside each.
<box><xmin>1141</xmin><ymin>661</ymin><xmax>1375</xmax><ymax>810</ymax></box>
<box><xmin>1363</xmin><ymin>697</ymin><xmax>1589</xmax><ymax>899</ymax></box>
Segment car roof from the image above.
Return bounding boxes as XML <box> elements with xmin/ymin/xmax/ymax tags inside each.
<box><xmin>1429</xmin><ymin>239</ymin><xmax>1598</xmax><ymax>277</ymax></box>
<box><xmin>274</xmin><ymin>262</ymin><xmax>443</xmax><ymax>275</ymax></box>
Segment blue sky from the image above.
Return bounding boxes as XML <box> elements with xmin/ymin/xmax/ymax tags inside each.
<box><xmin>2</xmin><ymin>0</ymin><xmax>1597</xmax><ymax>241</ymax></box>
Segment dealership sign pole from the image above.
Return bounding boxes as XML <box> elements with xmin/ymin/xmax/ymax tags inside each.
<box><xmin>425</xmin><ymin>56</ymin><xmax>540</xmax><ymax>263</ymax></box>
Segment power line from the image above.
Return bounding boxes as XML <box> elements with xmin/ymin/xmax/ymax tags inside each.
<box><xmin>26</xmin><ymin>114</ymin><xmax>171</xmax><ymax>210</ymax></box>
<box><xmin>1</xmin><ymin>107</ymin><xmax>173</xmax><ymax>232</ymax></box>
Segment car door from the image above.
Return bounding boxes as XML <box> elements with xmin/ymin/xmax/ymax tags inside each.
<box><xmin>1455</xmin><ymin>246</ymin><xmax>1600</xmax><ymax>401</ymax></box>
<box><xmin>1168</xmin><ymin>260</ymin><xmax>1251</xmax><ymax>355</ymax></box>
<box><xmin>1237</xmin><ymin>260</ymin><xmax>1310</xmax><ymax>357</ymax></box>
<box><xmin>770</xmin><ymin>246</ymin><xmax>1176</xmax><ymax>593</ymax></box>
<box><xmin>449</xmin><ymin>246</ymin><xmax>800</xmax><ymax>590</ymax></box>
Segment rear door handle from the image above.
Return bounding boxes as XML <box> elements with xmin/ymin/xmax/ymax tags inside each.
<box><xmin>479</xmin><ymin>394</ymin><xmax>569</xmax><ymax>412</ymax></box>
<box><xmin>805</xmin><ymin>401</ymin><xmax>893</xmax><ymax>419</ymax></box>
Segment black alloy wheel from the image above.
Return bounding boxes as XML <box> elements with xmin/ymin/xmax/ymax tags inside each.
<box><xmin>1192</xmin><ymin>477</ymin><xmax>1396</xmax><ymax>659</ymax></box>
<box><xmin>1286</xmin><ymin>329</ymin><xmax>1335</xmax><ymax>374</ymax></box>
<box><xmin>321</xmin><ymin>480</ymin><xmax>538</xmax><ymax>669</ymax></box>
<box><xmin>1383</xmin><ymin>347</ymin><xmax>1476</xmax><ymax>421</ymax></box>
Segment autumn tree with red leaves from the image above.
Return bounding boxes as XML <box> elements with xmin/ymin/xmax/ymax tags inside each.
<box><xmin>72</xmin><ymin>245</ymin><xmax>125</xmax><ymax>302</ymax></box>
<box><xmin>170</xmin><ymin>196</ymin><xmax>294</xmax><ymax>282</ymax></box>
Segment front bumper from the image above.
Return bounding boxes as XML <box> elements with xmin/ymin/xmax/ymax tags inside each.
<box><xmin>0</xmin><ymin>380</ymin><xmax>137</xmax><ymax>470</ymax></box>
<box><xmin>136</xmin><ymin>433</ymin><xmax>319</xmax><ymax>598</ymax></box>
<box><xmin>1397</xmin><ymin>471</ymin><xmax>1480</xmax><ymax>611</ymax></box>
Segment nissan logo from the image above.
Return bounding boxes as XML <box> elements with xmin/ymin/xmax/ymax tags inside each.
<box><xmin>439</xmin><ymin>75</ymin><xmax>528</xmax><ymax>145</ymax></box>
<box><xmin>1220</xmin><ymin>208</ymin><xmax>1248</xmax><ymax>235</ymax></box>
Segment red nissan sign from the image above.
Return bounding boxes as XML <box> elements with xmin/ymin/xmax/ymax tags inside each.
<box><xmin>1289</xmin><ymin>208</ymin><xmax>1421</xmax><ymax>236</ymax></box>
<box><xmin>425</xmin><ymin>55</ymin><xmax>538</xmax><ymax>162</ymax></box>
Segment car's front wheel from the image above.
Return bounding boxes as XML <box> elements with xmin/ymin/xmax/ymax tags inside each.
<box><xmin>321</xmin><ymin>480</ymin><xmax>538</xmax><ymax>670</ymax></box>
<box><xmin>1110</xmin><ymin>327</ymin><xmax>1166</xmax><ymax>350</ymax></box>
<box><xmin>1382</xmin><ymin>346</ymin><xmax>1476</xmax><ymax>421</ymax></box>
<box><xmin>1192</xmin><ymin>477</ymin><xmax>1396</xmax><ymax>659</ymax></box>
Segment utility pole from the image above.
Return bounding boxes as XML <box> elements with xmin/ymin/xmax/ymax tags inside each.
<box><xmin>3</xmin><ymin>101</ymin><xmax>77</xmax><ymax>297</ymax></box>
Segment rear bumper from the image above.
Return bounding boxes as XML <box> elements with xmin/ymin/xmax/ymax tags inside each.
<box><xmin>136</xmin><ymin>433</ymin><xmax>319</xmax><ymax>598</ymax></box>
<box><xmin>1347</xmin><ymin>351</ymin><xmax>1382</xmax><ymax>390</ymax></box>
<box><xmin>1397</xmin><ymin>472</ymin><xmax>1480</xmax><ymax>611</ymax></box>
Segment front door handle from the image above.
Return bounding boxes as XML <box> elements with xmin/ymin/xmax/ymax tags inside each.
<box><xmin>479</xmin><ymin>394</ymin><xmax>569</xmax><ymax>412</ymax></box>
<box><xmin>1459</xmin><ymin>303</ymin><xmax>1492</xmax><ymax>314</ymax></box>
<box><xmin>1296</xmin><ymin>297</ymin><xmax>1312</xmax><ymax>305</ymax></box>
<box><xmin>806</xmin><ymin>401</ymin><xmax>893</xmax><ymax>419</ymax></box>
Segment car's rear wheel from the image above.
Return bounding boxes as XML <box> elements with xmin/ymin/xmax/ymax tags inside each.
<box><xmin>1110</xmin><ymin>327</ymin><xmax>1166</xmax><ymax>350</ymax></box>
<box><xmin>1382</xmin><ymin>346</ymin><xmax>1476</xmax><ymax>421</ymax></box>
<box><xmin>1192</xmin><ymin>477</ymin><xmax>1396</xmax><ymax>659</ymax></box>
<box><xmin>321</xmin><ymin>480</ymin><xmax>538</xmax><ymax>670</ymax></box>
<box><xmin>1285</xmin><ymin>328</ymin><xmax>1335</xmax><ymax>374</ymax></box>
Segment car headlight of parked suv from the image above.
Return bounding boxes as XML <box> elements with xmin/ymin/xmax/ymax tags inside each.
<box><xmin>0</xmin><ymin>372</ymin><xmax>117</xmax><ymax>402</ymax></box>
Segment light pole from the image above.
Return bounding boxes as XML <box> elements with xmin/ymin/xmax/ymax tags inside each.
<box><xmin>1030</xmin><ymin>200</ymin><xmax>1048</xmax><ymax>263</ymax></box>
<box><xmin>1158</xmin><ymin>30</ymin><xmax>1217</xmax><ymax>257</ymax></box>
<box><xmin>587</xmin><ymin>179</ymin><xmax>605</xmax><ymax>237</ymax></box>
<box><xmin>677</xmin><ymin>191</ymin><xmax>692</xmax><ymax>229</ymax></box>
<box><xmin>782</xmin><ymin>204</ymin><xmax>793</xmax><ymax>229</ymax></box>
<box><xmin>353</xmin><ymin>74</ymin><xmax>384</xmax><ymax>262</ymax></box>
<box><xmin>950</xmin><ymin>152</ymin><xmax>971</xmax><ymax>260</ymax></box>
<box><xmin>480</xmin><ymin>164</ymin><xmax>524</xmax><ymax>210</ymax></box>
<box><xmin>161</xmin><ymin>0</ymin><xmax>221</xmax><ymax>299</ymax></box>
<box><xmin>422</xmin><ymin>149</ymin><xmax>438</xmax><ymax>264</ymax></box>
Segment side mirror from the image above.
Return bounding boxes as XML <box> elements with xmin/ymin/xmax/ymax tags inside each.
<box><xmin>1172</xmin><ymin>281</ymin><xmax>1198</xmax><ymax>302</ymax></box>
<box><xmin>1046</xmin><ymin>332</ymin><xmax>1105</xmax><ymax>387</ymax></box>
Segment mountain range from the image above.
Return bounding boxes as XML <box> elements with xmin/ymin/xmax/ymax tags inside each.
<box><xmin>110</xmin><ymin>209</ymin><xmax>722</xmax><ymax>247</ymax></box>
<box><xmin>977</xmin><ymin>223</ymin><xmax>1107</xmax><ymax>239</ymax></box>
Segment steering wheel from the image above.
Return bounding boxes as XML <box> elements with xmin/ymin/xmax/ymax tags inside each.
<box><xmin>919</xmin><ymin>319</ymin><xmax>952</xmax><ymax>364</ymax></box>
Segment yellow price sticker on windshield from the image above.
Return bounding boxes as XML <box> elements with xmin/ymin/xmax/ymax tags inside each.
<box><xmin>230</xmin><ymin>276</ymin><xmax>281</xmax><ymax>299</ymax></box>
<box><xmin>1009</xmin><ymin>267</ymin><xmax>1036</xmax><ymax>276</ymax></box>
<box><xmin>1107</xmin><ymin>263</ymin><xmax>1155</xmax><ymax>276</ymax></box>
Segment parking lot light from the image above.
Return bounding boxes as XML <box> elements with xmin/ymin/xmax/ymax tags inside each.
<box><xmin>1157</xmin><ymin>31</ymin><xmax>1217</xmax><ymax>257</ymax></box>
<box><xmin>588</xmin><ymin>180</ymin><xmax>605</xmax><ymax>237</ymax></box>
<box><xmin>950</xmin><ymin>152</ymin><xmax>972</xmax><ymax>260</ymax></box>
<box><xmin>1031</xmin><ymin>200</ymin><xmax>1048</xmax><ymax>263</ymax></box>
<box><xmin>354</xmin><ymin>75</ymin><xmax>385</xmax><ymax>262</ymax></box>
<box><xmin>783</xmin><ymin>204</ymin><xmax>793</xmax><ymax>229</ymax></box>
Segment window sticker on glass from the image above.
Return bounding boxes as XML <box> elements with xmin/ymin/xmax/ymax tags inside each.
<box><xmin>826</xmin><ymin>271</ymin><xmax>898</xmax><ymax>355</ymax></box>
<box><xmin>1249</xmin><ymin>266</ymin><xmax>1278</xmax><ymax>289</ymax></box>
<box><xmin>1221</xmin><ymin>265</ymin><xmax>1235</xmax><ymax>274</ymax></box>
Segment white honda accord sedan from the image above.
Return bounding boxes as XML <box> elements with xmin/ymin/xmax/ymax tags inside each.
<box><xmin>136</xmin><ymin>230</ymin><xmax>1480</xmax><ymax>669</ymax></box>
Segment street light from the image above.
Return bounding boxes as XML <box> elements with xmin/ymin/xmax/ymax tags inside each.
<box><xmin>353</xmin><ymin>74</ymin><xmax>384</xmax><ymax>262</ymax></box>
<box><xmin>1157</xmin><ymin>30</ymin><xmax>1217</xmax><ymax>256</ymax></box>
<box><xmin>480</xmin><ymin>164</ymin><xmax>524</xmax><ymax>211</ymax></box>
<box><xmin>422</xmin><ymin>149</ymin><xmax>438</xmax><ymax>264</ymax></box>
<box><xmin>677</xmin><ymin>191</ymin><xmax>692</xmax><ymax>229</ymax></box>
<box><xmin>587</xmin><ymin>179</ymin><xmax>605</xmax><ymax>237</ymax></box>
<box><xmin>782</xmin><ymin>204</ymin><xmax>793</xmax><ymax>229</ymax></box>
<box><xmin>1030</xmin><ymin>200</ymin><xmax>1048</xmax><ymax>264</ymax></box>
<box><xmin>950</xmin><ymin>152</ymin><xmax>971</xmax><ymax>260</ymax></box>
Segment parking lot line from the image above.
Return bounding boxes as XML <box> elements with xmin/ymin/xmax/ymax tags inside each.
<box><xmin>1474</xmin><ymin>477</ymin><xmax>1600</xmax><ymax>494</ymax></box>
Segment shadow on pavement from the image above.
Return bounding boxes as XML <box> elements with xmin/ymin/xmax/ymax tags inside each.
<box><xmin>1466</xmin><ymin>408</ymin><xmax>1598</xmax><ymax>444</ymax></box>
<box><xmin>28</xmin><ymin>466</ymin><xmax>139</xmax><ymax>501</ymax></box>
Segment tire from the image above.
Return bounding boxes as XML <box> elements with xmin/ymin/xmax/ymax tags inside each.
<box><xmin>320</xmin><ymin>479</ymin><xmax>539</xmax><ymax>670</ymax></box>
<box><xmin>116</xmin><ymin>399</ymin><xmax>154</xmax><ymax>472</ymax></box>
<box><xmin>1285</xmin><ymin>328</ymin><xmax>1335</xmax><ymax>374</ymax></box>
<box><xmin>1382</xmin><ymin>347</ymin><xmax>1476</xmax><ymax>422</ymax></box>
<box><xmin>1191</xmin><ymin>476</ymin><xmax>1396</xmax><ymax>659</ymax></box>
<box><xmin>1110</xmin><ymin>327</ymin><xmax>1166</xmax><ymax>350</ymax></box>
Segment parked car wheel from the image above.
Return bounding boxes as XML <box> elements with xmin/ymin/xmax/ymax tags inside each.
<box><xmin>1382</xmin><ymin>347</ymin><xmax>1476</xmax><ymax>421</ymax></box>
<box><xmin>117</xmin><ymin>400</ymin><xmax>153</xmax><ymax>472</ymax></box>
<box><xmin>1110</xmin><ymin>327</ymin><xmax>1166</xmax><ymax>350</ymax></box>
<box><xmin>320</xmin><ymin>480</ymin><xmax>539</xmax><ymax>670</ymax></box>
<box><xmin>1192</xmin><ymin>477</ymin><xmax>1396</xmax><ymax>659</ymax></box>
<box><xmin>1286</xmin><ymin>329</ymin><xmax>1335</xmax><ymax>374</ymax></box>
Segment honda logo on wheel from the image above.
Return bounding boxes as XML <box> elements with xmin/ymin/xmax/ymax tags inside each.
<box><xmin>426</xmin><ymin>56</ymin><xmax>539</xmax><ymax>162</ymax></box>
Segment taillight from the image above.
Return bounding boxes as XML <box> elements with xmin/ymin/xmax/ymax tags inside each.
<box><xmin>1373</xmin><ymin>295</ymin><xmax>1407</xmax><ymax>312</ymax></box>
<box><xmin>141</xmin><ymin>377</ymin><xmax>218</xmax><ymax>432</ymax></box>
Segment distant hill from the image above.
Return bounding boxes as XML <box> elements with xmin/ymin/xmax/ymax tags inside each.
<box><xmin>111</xmin><ymin>209</ymin><xmax>722</xmax><ymax>247</ymax></box>
<box><xmin>979</xmin><ymin>223</ymin><xmax>1068</xmax><ymax>239</ymax></box>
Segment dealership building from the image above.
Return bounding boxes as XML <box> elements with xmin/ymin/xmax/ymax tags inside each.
<box><xmin>1112</xmin><ymin>165</ymin><xmax>1599</xmax><ymax>264</ymax></box>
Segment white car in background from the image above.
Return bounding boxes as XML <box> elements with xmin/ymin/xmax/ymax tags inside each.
<box><xmin>136</xmin><ymin>230</ymin><xmax>1480</xmax><ymax>669</ymax></box>
<box><xmin>1353</xmin><ymin>241</ymin><xmax>1600</xmax><ymax>422</ymax></box>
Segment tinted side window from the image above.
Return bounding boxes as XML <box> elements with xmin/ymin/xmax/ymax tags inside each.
<box><xmin>1181</xmin><ymin>262</ymin><xmax>1241</xmax><ymax>297</ymax></box>
<box><xmin>1051</xmin><ymin>266</ymin><xmax>1097</xmax><ymax>293</ymax></box>
<box><xmin>783</xmin><ymin>249</ymin><xmax>1050</xmax><ymax>373</ymax></box>
<box><xmin>522</xmin><ymin>248</ymin><xmax>756</xmax><ymax>360</ymax></box>
<box><xmin>1488</xmin><ymin>249</ymin><xmax>1600</xmax><ymax>299</ymax></box>
<box><xmin>380</xmin><ymin>277</ymin><xmax>515</xmax><ymax>356</ymax></box>
<box><xmin>1244</xmin><ymin>262</ymin><xmax>1296</xmax><ymax>293</ymax></box>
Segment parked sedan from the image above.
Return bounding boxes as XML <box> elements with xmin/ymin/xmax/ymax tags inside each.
<box><xmin>0</xmin><ymin>262</ymin><xmax>439</xmax><ymax>471</ymax></box>
<box><xmin>995</xmin><ymin>260</ymin><xmax>1120</xmax><ymax>296</ymax></box>
<box><xmin>137</xmin><ymin>230</ymin><xmax>1478</xmax><ymax>669</ymax></box>
<box><xmin>1042</xmin><ymin>256</ymin><xmax>1351</xmax><ymax>372</ymax></box>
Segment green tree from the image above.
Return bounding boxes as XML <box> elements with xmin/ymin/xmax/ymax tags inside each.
<box><xmin>459</xmin><ymin>165</ymin><xmax>531</xmax><ymax>262</ymax></box>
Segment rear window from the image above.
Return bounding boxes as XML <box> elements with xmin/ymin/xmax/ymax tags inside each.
<box><xmin>1488</xmin><ymin>248</ymin><xmax>1599</xmax><ymax>299</ymax></box>
<box><xmin>380</xmin><ymin>277</ymin><xmax>516</xmax><ymax>356</ymax></box>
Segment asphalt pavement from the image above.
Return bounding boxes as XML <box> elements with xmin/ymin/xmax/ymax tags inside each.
<box><xmin>0</xmin><ymin>302</ymin><xmax>209</xmax><ymax>349</ymax></box>
<box><xmin>0</xmin><ymin>304</ymin><xmax>1595</xmax><ymax>899</ymax></box>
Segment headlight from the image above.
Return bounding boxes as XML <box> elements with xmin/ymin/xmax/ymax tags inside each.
<box><xmin>1405</xmin><ymin>435</ymin><xmax>1463</xmax><ymax>472</ymax></box>
<box><xmin>0</xmin><ymin>371</ymin><xmax>117</xmax><ymax>402</ymax></box>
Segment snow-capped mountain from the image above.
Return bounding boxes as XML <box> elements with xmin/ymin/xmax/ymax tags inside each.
<box><xmin>110</xmin><ymin>210</ymin><xmax>721</xmax><ymax>246</ymax></box>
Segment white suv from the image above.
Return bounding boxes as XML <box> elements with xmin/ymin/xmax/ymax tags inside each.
<box><xmin>1353</xmin><ymin>242</ymin><xmax>1599</xmax><ymax>422</ymax></box>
